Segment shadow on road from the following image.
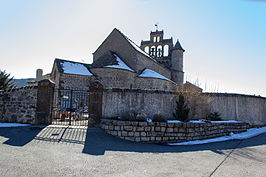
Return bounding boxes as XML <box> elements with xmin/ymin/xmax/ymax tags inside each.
<box><xmin>0</xmin><ymin>126</ymin><xmax>45</xmax><ymax>146</ymax></box>
<box><xmin>1</xmin><ymin>126</ymin><xmax>266</xmax><ymax>157</ymax></box>
<box><xmin>82</xmin><ymin>128</ymin><xmax>266</xmax><ymax>156</ymax></box>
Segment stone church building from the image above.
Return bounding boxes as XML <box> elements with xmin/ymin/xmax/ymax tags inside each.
<box><xmin>50</xmin><ymin>28</ymin><xmax>184</xmax><ymax>119</ymax></box>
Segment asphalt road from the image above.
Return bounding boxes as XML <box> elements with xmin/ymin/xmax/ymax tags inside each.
<box><xmin>0</xmin><ymin>125</ymin><xmax>265</xmax><ymax>177</ymax></box>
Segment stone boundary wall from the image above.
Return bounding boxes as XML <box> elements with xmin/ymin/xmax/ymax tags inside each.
<box><xmin>101</xmin><ymin>119</ymin><xmax>250</xmax><ymax>143</ymax></box>
<box><xmin>0</xmin><ymin>86</ymin><xmax>38</xmax><ymax>124</ymax></box>
<box><xmin>204</xmin><ymin>93</ymin><xmax>266</xmax><ymax>126</ymax></box>
<box><xmin>102</xmin><ymin>88</ymin><xmax>177</xmax><ymax>119</ymax></box>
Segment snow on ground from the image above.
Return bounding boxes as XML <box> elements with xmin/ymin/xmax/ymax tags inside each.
<box><xmin>169</xmin><ymin>126</ymin><xmax>266</xmax><ymax>146</ymax></box>
<box><xmin>211</xmin><ymin>120</ymin><xmax>243</xmax><ymax>123</ymax></box>
<box><xmin>0</xmin><ymin>123</ymin><xmax>30</xmax><ymax>127</ymax></box>
<box><xmin>138</xmin><ymin>69</ymin><xmax>170</xmax><ymax>81</ymax></box>
<box><xmin>62</xmin><ymin>61</ymin><xmax>93</xmax><ymax>76</ymax></box>
<box><xmin>105</xmin><ymin>54</ymin><xmax>134</xmax><ymax>72</ymax></box>
<box><xmin>167</xmin><ymin>120</ymin><xmax>182</xmax><ymax>123</ymax></box>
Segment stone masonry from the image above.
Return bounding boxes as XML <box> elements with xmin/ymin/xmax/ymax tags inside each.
<box><xmin>101</xmin><ymin>119</ymin><xmax>250</xmax><ymax>143</ymax></box>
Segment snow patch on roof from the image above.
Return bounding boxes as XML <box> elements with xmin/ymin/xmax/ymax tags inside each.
<box><xmin>62</xmin><ymin>61</ymin><xmax>93</xmax><ymax>76</ymax></box>
<box><xmin>104</xmin><ymin>54</ymin><xmax>134</xmax><ymax>72</ymax></box>
<box><xmin>138</xmin><ymin>69</ymin><xmax>169</xmax><ymax>81</ymax></box>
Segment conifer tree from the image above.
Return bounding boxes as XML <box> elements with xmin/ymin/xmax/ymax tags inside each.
<box><xmin>0</xmin><ymin>70</ymin><xmax>16</xmax><ymax>90</ymax></box>
<box><xmin>173</xmin><ymin>94</ymin><xmax>190</xmax><ymax>122</ymax></box>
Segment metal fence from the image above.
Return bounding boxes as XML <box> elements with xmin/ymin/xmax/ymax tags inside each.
<box><xmin>52</xmin><ymin>89</ymin><xmax>89</xmax><ymax>126</ymax></box>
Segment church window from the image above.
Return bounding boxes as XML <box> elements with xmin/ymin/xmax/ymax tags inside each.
<box><xmin>157</xmin><ymin>45</ymin><xmax>162</xmax><ymax>57</ymax></box>
<box><xmin>144</xmin><ymin>46</ymin><xmax>149</xmax><ymax>54</ymax></box>
<box><xmin>157</xmin><ymin>36</ymin><xmax>160</xmax><ymax>42</ymax></box>
<box><xmin>150</xmin><ymin>46</ymin><xmax>156</xmax><ymax>57</ymax></box>
<box><xmin>163</xmin><ymin>45</ymin><xmax>169</xmax><ymax>56</ymax></box>
<box><xmin>153</xmin><ymin>36</ymin><xmax>156</xmax><ymax>42</ymax></box>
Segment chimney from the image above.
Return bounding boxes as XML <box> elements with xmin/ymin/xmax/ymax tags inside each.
<box><xmin>36</xmin><ymin>69</ymin><xmax>43</xmax><ymax>82</ymax></box>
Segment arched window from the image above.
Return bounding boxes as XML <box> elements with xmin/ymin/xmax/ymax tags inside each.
<box><xmin>157</xmin><ymin>45</ymin><xmax>162</xmax><ymax>57</ymax></box>
<box><xmin>153</xmin><ymin>37</ymin><xmax>156</xmax><ymax>42</ymax></box>
<box><xmin>150</xmin><ymin>46</ymin><xmax>156</xmax><ymax>57</ymax></box>
<box><xmin>144</xmin><ymin>46</ymin><xmax>149</xmax><ymax>54</ymax></box>
<box><xmin>164</xmin><ymin>45</ymin><xmax>169</xmax><ymax>56</ymax></box>
<box><xmin>157</xmin><ymin>36</ymin><xmax>160</xmax><ymax>42</ymax></box>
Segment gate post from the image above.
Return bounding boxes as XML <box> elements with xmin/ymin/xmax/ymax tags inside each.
<box><xmin>88</xmin><ymin>82</ymin><xmax>103</xmax><ymax>126</ymax></box>
<box><xmin>36</xmin><ymin>79</ymin><xmax>55</xmax><ymax>124</ymax></box>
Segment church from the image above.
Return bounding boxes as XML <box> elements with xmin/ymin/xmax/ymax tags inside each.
<box><xmin>50</xmin><ymin>28</ymin><xmax>185</xmax><ymax>119</ymax></box>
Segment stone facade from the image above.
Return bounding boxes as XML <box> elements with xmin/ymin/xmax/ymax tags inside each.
<box><xmin>0</xmin><ymin>86</ymin><xmax>38</xmax><ymax>123</ymax></box>
<box><xmin>101</xmin><ymin>119</ymin><xmax>250</xmax><ymax>143</ymax></box>
<box><xmin>102</xmin><ymin>88</ymin><xmax>177</xmax><ymax>119</ymax></box>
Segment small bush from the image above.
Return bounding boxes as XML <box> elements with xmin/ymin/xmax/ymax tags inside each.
<box><xmin>121</xmin><ymin>110</ymin><xmax>137</xmax><ymax>121</ymax></box>
<box><xmin>136</xmin><ymin>110</ymin><xmax>147</xmax><ymax>122</ymax></box>
<box><xmin>152</xmin><ymin>112</ymin><xmax>167</xmax><ymax>122</ymax></box>
<box><xmin>207</xmin><ymin>112</ymin><xmax>222</xmax><ymax>121</ymax></box>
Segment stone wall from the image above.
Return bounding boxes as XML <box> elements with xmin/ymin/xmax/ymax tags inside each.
<box><xmin>91</xmin><ymin>67</ymin><xmax>178</xmax><ymax>92</ymax></box>
<box><xmin>102</xmin><ymin>88</ymin><xmax>177</xmax><ymax>119</ymax></box>
<box><xmin>206</xmin><ymin>93</ymin><xmax>266</xmax><ymax>126</ymax></box>
<box><xmin>0</xmin><ymin>86</ymin><xmax>38</xmax><ymax>123</ymax></box>
<box><xmin>101</xmin><ymin>119</ymin><xmax>250</xmax><ymax>143</ymax></box>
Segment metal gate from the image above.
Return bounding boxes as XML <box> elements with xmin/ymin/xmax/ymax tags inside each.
<box><xmin>52</xmin><ymin>89</ymin><xmax>89</xmax><ymax>126</ymax></box>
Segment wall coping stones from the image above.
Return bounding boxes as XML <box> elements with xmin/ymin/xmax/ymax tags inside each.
<box><xmin>101</xmin><ymin>119</ymin><xmax>250</xmax><ymax>144</ymax></box>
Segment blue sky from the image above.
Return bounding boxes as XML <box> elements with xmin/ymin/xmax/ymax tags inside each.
<box><xmin>0</xmin><ymin>0</ymin><xmax>265</xmax><ymax>96</ymax></box>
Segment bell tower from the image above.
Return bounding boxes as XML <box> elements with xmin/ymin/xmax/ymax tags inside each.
<box><xmin>140</xmin><ymin>30</ymin><xmax>173</xmax><ymax>68</ymax></box>
<box><xmin>140</xmin><ymin>29</ymin><xmax>185</xmax><ymax>88</ymax></box>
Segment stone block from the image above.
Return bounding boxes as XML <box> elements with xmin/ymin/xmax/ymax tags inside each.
<box><xmin>155</xmin><ymin>137</ymin><xmax>162</xmax><ymax>141</ymax></box>
<box><xmin>179</xmin><ymin>127</ymin><xmax>185</xmax><ymax>133</ymax></box>
<box><xmin>128</xmin><ymin>132</ymin><xmax>134</xmax><ymax>136</ymax></box>
<box><xmin>122</xmin><ymin>131</ymin><xmax>128</xmax><ymax>136</ymax></box>
<box><xmin>117</xmin><ymin>121</ymin><xmax>125</xmax><ymax>126</ymax></box>
<box><xmin>131</xmin><ymin>122</ymin><xmax>138</xmax><ymax>126</ymax></box>
<box><xmin>135</xmin><ymin>137</ymin><xmax>141</xmax><ymax>142</ymax></box>
<box><xmin>148</xmin><ymin>122</ymin><xmax>155</xmax><ymax>126</ymax></box>
<box><xmin>118</xmin><ymin>131</ymin><xmax>122</xmax><ymax>136</ymax></box>
<box><xmin>173</xmin><ymin>127</ymin><xmax>178</xmax><ymax>132</ymax></box>
<box><xmin>150</xmin><ymin>137</ymin><xmax>155</xmax><ymax>141</ymax></box>
<box><xmin>114</xmin><ymin>126</ymin><xmax>120</xmax><ymax>131</ymax></box>
<box><xmin>141</xmin><ymin>132</ymin><xmax>147</xmax><ymax>137</ymax></box>
<box><xmin>167</xmin><ymin>123</ymin><xmax>174</xmax><ymax>128</ymax></box>
<box><xmin>125</xmin><ymin>137</ymin><xmax>135</xmax><ymax>141</ymax></box>
<box><xmin>144</xmin><ymin>127</ymin><xmax>151</xmax><ymax>131</ymax></box>
<box><xmin>163</xmin><ymin>137</ymin><xmax>168</xmax><ymax>141</ymax></box>
<box><xmin>111</xmin><ymin>131</ymin><xmax>118</xmax><ymax>136</ymax></box>
<box><xmin>109</xmin><ymin>125</ymin><xmax>114</xmax><ymax>130</ymax></box>
<box><xmin>136</xmin><ymin>127</ymin><xmax>144</xmax><ymax>131</ymax></box>
<box><xmin>134</xmin><ymin>132</ymin><xmax>140</xmax><ymax>136</ymax></box>
<box><xmin>155</xmin><ymin>127</ymin><xmax>161</xmax><ymax>131</ymax></box>
<box><xmin>166</xmin><ymin>128</ymin><xmax>173</xmax><ymax>132</ymax></box>
<box><xmin>160</xmin><ymin>122</ymin><xmax>166</xmax><ymax>127</ymax></box>
<box><xmin>139</xmin><ymin>122</ymin><xmax>147</xmax><ymax>126</ymax></box>
<box><xmin>124</xmin><ymin>126</ymin><xmax>133</xmax><ymax>131</ymax></box>
<box><xmin>161</xmin><ymin>127</ymin><xmax>166</xmax><ymax>132</ymax></box>
<box><xmin>141</xmin><ymin>137</ymin><xmax>150</xmax><ymax>141</ymax></box>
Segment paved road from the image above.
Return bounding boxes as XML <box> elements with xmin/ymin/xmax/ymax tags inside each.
<box><xmin>0</xmin><ymin>125</ymin><xmax>265</xmax><ymax>177</ymax></box>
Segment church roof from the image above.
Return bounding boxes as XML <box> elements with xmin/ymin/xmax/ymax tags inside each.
<box><xmin>54</xmin><ymin>58</ymin><xmax>93</xmax><ymax>76</ymax></box>
<box><xmin>91</xmin><ymin>51</ymin><xmax>134</xmax><ymax>72</ymax></box>
<box><xmin>117</xmin><ymin>29</ymin><xmax>151</xmax><ymax>58</ymax></box>
<box><xmin>172</xmin><ymin>40</ymin><xmax>185</xmax><ymax>52</ymax></box>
